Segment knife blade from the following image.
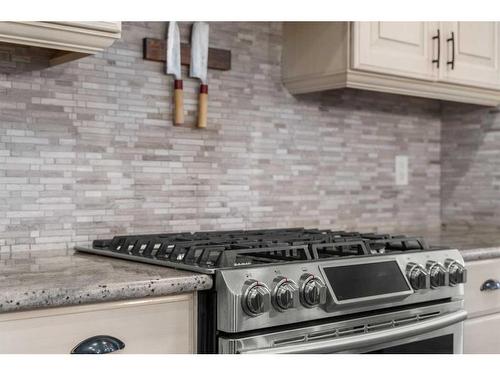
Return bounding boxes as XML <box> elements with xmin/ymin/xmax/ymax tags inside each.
<box><xmin>166</xmin><ymin>21</ymin><xmax>184</xmax><ymax>126</ymax></box>
<box><xmin>190</xmin><ymin>22</ymin><xmax>209</xmax><ymax>128</ymax></box>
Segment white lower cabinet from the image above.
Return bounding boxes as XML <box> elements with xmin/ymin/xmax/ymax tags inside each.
<box><xmin>0</xmin><ymin>293</ymin><xmax>196</xmax><ymax>354</ymax></box>
<box><xmin>464</xmin><ymin>313</ymin><xmax>500</xmax><ymax>353</ymax></box>
<box><xmin>464</xmin><ymin>257</ymin><xmax>500</xmax><ymax>353</ymax></box>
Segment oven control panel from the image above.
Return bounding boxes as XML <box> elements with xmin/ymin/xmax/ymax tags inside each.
<box><xmin>216</xmin><ymin>249</ymin><xmax>466</xmax><ymax>333</ymax></box>
<box><xmin>405</xmin><ymin>259</ymin><xmax>467</xmax><ymax>291</ymax></box>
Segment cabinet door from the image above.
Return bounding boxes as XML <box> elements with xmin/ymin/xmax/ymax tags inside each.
<box><xmin>464</xmin><ymin>313</ymin><xmax>500</xmax><ymax>353</ymax></box>
<box><xmin>440</xmin><ymin>22</ymin><xmax>500</xmax><ymax>89</ymax></box>
<box><xmin>0</xmin><ymin>294</ymin><xmax>196</xmax><ymax>354</ymax></box>
<box><xmin>464</xmin><ymin>258</ymin><xmax>500</xmax><ymax>318</ymax></box>
<box><xmin>352</xmin><ymin>22</ymin><xmax>439</xmax><ymax>81</ymax></box>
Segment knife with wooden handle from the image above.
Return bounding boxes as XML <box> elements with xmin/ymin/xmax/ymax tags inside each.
<box><xmin>190</xmin><ymin>22</ymin><xmax>209</xmax><ymax>129</ymax></box>
<box><xmin>166</xmin><ymin>21</ymin><xmax>184</xmax><ymax>126</ymax></box>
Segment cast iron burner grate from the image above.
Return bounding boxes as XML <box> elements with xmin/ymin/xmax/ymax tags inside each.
<box><xmin>81</xmin><ymin>228</ymin><xmax>428</xmax><ymax>272</ymax></box>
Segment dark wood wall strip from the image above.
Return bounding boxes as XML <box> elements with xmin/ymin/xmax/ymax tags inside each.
<box><xmin>143</xmin><ymin>38</ymin><xmax>231</xmax><ymax>71</ymax></box>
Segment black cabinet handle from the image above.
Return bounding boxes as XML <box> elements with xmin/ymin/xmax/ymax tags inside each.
<box><xmin>480</xmin><ymin>279</ymin><xmax>500</xmax><ymax>292</ymax></box>
<box><xmin>71</xmin><ymin>335</ymin><xmax>125</xmax><ymax>354</ymax></box>
<box><xmin>447</xmin><ymin>31</ymin><xmax>455</xmax><ymax>70</ymax></box>
<box><xmin>432</xmin><ymin>29</ymin><xmax>440</xmax><ymax>68</ymax></box>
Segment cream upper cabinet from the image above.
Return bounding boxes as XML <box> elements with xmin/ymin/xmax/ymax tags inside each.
<box><xmin>282</xmin><ymin>22</ymin><xmax>500</xmax><ymax>106</ymax></box>
<box><xmin>352</xmin><ymin>22</ymin><xmax>439</xmax><ymax>81</ymax></box>
<box><xmin>0</xmin><ymin>22</ymin><xmax>122</xmax><ymax>66</ymax></box>
<box><xmin>440</xmin><ymin>22</ymin><xmax>500</xmax><ymax>89</ymax></box>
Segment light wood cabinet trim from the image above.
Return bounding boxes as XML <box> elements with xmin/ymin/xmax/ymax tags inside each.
<box><xmin>49</xmin><ymin>22</ymin><xmax>122</xmax><ymax>34</ymax></box>
<box><xmin>0</xmin><ymin>294</ymin><xmax>192</xmax><ymax>322</ymax></box>
<box><xmin>346</xmin><ymin>70</ymin><xmax>500</xmax><ymax>106</ymax></box>
<box><xmin>49</xmin><ymin>51</ymin><xmax>90</xmax><ymax>67</ymax></box>
<box><xmin>283</xmin><ymin>68</ymin><xmax>500</xmax><ymax>106</ymax></box>
<box><xmin>0</xmin><ymin>21</ymin><xmax>121</xmax><ymax>54</ymax></box>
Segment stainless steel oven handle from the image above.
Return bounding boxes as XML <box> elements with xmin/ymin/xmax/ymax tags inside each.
<box><xmin>240</xmin><ymin>310</ymin><xmax>467</xmax><ymax>354</ymax></box>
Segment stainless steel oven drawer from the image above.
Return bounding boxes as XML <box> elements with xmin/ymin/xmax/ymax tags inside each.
<box><xmin>219</xmin><ymin>301</ymin><xmax>466</xmax><ymax>354</ymax></box>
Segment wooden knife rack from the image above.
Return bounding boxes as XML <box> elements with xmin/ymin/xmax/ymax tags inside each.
<box><xmin>143</xmin><ymin>38</ymin><xmax>231</xmax><ymax>71</ymax></box>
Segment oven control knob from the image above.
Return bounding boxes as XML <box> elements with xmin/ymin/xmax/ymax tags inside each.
<box><xmin>445</xmin><ymin>259</ymin><xmax>467</xmax><ymax>286</ymax></box>
<box><xmin>406</xmin><ymin>263</ymin><xmax>430</xmax><ymax>290</ymax></box>
<box><xmin>426</xmin><ymin>261</ymin><xmax>448</xmax><ymax>288</ymax></box>
<box><xmin>299</xmin><ymin>274</ymin><xmax>327</xmax><ymax>307</ymax></box>
<box><xmin>273</xmin><ymin>277</ymin><xmax>299</xmax><ymax>311</ymax></box>
<box><xmin>242</xmin><ymin>280</ymin><xmax>271</xmax><ymax>316</ymax></box>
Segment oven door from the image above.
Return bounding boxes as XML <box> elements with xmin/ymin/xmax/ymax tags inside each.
<box><xmin>218</xmin><ymin>301</ymin><xmax>466</xmax><ymax>354</ymax></box>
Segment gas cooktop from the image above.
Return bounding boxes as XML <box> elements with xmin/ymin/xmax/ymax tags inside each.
<box><xmin>75</xmin><ymin>227</ymin><xmax>431</xmax><ymax>274</ymax></box>
<box><xmin>75</xmin><ymin>227</ymin><xmax>467</xmax><ymax>341</ymax></box>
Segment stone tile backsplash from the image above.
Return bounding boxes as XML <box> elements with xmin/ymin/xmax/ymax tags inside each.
<box><xmin>441</xmin><ymin>102</ymin><xmax>500</xmax><ymax>230</ymax></box>
<box><xmin>0</xmin><ymin>22</ymin><xmax>442</xmax><ymax>253</ymax></box>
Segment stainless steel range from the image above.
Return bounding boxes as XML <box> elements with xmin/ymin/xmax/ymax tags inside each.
<box><xmin>75</xmin><ymin>228</ymin><xmax>467</xmax><ymax>354</ymax></box>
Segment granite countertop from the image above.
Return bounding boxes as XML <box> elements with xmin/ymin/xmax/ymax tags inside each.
<box><xmin>0</xmin><ymin>249</ymin><xmax>212</xmax><ymax>314</ymax></box>
<box><xmin>1</xmin><ymin>226</ymin><xmax>499</xmax><ymax>314</ymax></box>
<box><xmin>408</xmin><ymin>227</ymin><xmax>500</xmax><ymax>262</ymax></box>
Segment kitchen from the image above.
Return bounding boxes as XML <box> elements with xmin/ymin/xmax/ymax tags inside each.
<box><xmin>1</xmin><ymin>1</ymin><xmax>500</xmax><ymax>369</ymax></box>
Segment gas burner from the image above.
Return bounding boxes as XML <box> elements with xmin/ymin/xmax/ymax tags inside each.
<box><xmin>76</xmin><ymin>228</ymin><xmax>429</xmax><ymax>273</ymax></box>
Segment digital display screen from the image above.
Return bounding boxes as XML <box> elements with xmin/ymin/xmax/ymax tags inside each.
<box><xmin>323</xmin><ymin>261</ymin><xmax>410</xmax><ymax>301</ymax></box>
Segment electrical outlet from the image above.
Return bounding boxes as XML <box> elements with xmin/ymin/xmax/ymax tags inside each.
<box><xmin>395</xmin><ymin>155</ymin><xmax>408</xmax><ymax>186</ymax></box>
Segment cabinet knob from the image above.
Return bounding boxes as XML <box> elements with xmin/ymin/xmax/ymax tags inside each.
<box><xmin>480</xmin><ymin>279</ymin><xmax>500</xmax><ymax>292</ymax></box>
<box><xmin>71</xmin><ymin>335</ymin><xmax>125</xmax><ymax>354</ymax></box>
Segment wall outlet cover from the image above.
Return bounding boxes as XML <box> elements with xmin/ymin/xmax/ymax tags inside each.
<box><xmin>395</xmin><ymin>155</ymin><xmax>409</xmax><ymax>186</ymax></box>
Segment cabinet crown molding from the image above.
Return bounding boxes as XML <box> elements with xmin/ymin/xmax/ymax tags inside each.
<box><xmin>0</xmin><ymin>21</ymin><xmax>121</xmax><ymax>65</ymax></box>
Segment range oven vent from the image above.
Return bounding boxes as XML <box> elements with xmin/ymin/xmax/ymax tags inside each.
<box><xmin>273</xmin><ymin>310</ymin><xmax>442</xmax><ymax>347</ymax></box>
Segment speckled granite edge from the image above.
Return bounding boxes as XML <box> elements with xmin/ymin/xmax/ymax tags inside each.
<box><xmin>460</xmin><ymin>247</ymin><xmax>500</xmax><ymax>262</ymax></box>
<box><xmin>0</xmin><ymin>249</ymin><xmax>214</xmax><ymax>314</ymax></box>
<box><xmin>1</xmin><ymin>274</ymin><xmax>213</xmax><ymax>314</ymax></box>
<box><xmin>405</xmin><ymin>227</ymin><xmax>500</xmax><ymax>263</ymax></box>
